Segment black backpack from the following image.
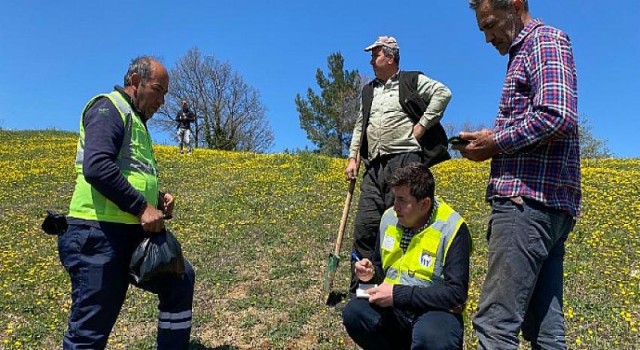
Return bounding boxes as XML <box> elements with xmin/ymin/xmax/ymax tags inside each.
<box><xmin>360</xmin><ymin>71</ymin><xmax>450</xmax><ymax>168</ymax></box>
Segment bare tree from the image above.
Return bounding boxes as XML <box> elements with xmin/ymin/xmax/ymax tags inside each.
<box><xmin>579</xmin><ymin>114</ymin><xmax>611</xmax><ymax>159</ymax></box>
<box><xmin>152</xmin><ymin>47</ymin><xmax>274</xmax><ymax>152</ymax></box>
<box><xmin>443</xmin><ymin>121</ymin><xmax>490</xmax><ymax>159</ymax></box>
<box><xmin>442</xmin><ymin>122</ymin><xmax>460</xmax><ymax>159</ymax></box>
<box><xmin>446</xmin><ymin>116</ymin><xmax>613</xmax><ymax>160</ymax></box>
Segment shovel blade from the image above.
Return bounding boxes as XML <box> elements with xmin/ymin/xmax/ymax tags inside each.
<box><xmin>323</xmin><ymin>253</ymin><xmax>340</xmax><ymax>294</ymax></box>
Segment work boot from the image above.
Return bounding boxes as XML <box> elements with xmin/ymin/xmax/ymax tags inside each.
<box><xmin>329</xmin><ymin>291</ymin><xmax>353</xmax><ymax>312</ymax></box>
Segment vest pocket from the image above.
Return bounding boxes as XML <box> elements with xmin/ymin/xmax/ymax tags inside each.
<box><xmin>102</xmin><ymin>177</ymin><xmax>146</xmax><ymax>218</ymax></box>
<box><xmin>413</xmin><ymin>232</ymin><xmax>440</xmax><ymax>278</ymax></box>
<box><xmin>419</xmin><ymin>232</ymin><xmax>440</xmax><ymax>256</ymax></box>
<box><xmin>129</xmin><ymin>177</ymin><xmax>147</xmax><ymax>196</ymax></box>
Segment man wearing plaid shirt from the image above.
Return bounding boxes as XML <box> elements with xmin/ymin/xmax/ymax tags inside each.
<box><xmin>454</xmin><ymin>0</ymin><xmax>581</xmax><ymax>349</ymax></box>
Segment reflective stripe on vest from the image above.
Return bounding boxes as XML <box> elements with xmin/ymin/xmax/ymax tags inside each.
<box><xmin>379</xmin><ymin>198</ymin><xmax>464</xmax><ymax>287</ymax></box>
<box><xmin>68</xmin><ymin>91</ymin><xmax>159</xmax><ymax>224</ymax></box>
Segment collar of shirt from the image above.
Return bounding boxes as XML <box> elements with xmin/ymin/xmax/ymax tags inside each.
<box><xmin>402</xmin><ymin>198</ymin><xmax>439</xmax><ymax>236</ymax></box>
<box><xmin>114</xmin><ymin>85</ymin><xmax>146</xmax><ymax>123</ymax></box>
<box><xmin>373</xmin><ymin>69</ymin><xmax>401</xmax><ymax>86</ymax></box>
<box><xmin>399</xmin><ymin>198</ymin><xmax>439</xmax><ymax>251</ymax></box>
<box><xmin>509</xmin><ymin>18</ymin><xmax>544</xmax><ymax>54</ymax></box>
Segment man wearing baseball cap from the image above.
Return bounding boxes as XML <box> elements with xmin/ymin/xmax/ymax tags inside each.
<box><xmin>344</xmin><ymin>35</ymin><xmax>453</xmax><ymax>302</ymax></box>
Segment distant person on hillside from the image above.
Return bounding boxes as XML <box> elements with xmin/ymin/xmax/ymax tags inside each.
<box><xmin>344</xmin><ymin>35</ymin><xmax>453</xmax><ymax>297</ymax></box>
<box><xmin>176</xmin><ymin>100</ymin><xmax>196</xmax><ymax>154</ymax></box>
<box><xmin>342</xmin><ymin>163</ymin><xmax>471</xmax><ymax>350</ymax></box>
<box><xmin>58</xmin><ymin>56</ymin><xmax>195</xmax><ymax>350</ymax></box>
<box><xmin>453</xmin><ymin>1</ymin><xmax>581</xmax><ymax>349</ymax></box>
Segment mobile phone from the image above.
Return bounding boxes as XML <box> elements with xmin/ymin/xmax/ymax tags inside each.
<box><xmin>447</xmin><ymin>136</ymin><xmax>470</xmax><ymax>146</ymax></box>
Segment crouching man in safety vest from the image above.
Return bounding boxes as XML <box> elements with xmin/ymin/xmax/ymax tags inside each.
<box><xmin>58</xmin><ymin>56</ymin><xmax>195</xmax><ymax>350</ymax></box>
<box><xmin>342</xmin><ymin>163</ymin><xmax>471</xmax><ymax>350</ymax></box>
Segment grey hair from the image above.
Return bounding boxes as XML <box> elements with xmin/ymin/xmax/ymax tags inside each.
<box><xmin>382</xmin><ymin>46</ymin><xmax>400</xmax><ymax>65</ymax></box>
<box><xmin>123</xmin><ymin>55</ymin><xmax>159</xmax><ymax>87</ymax></box>
<box><xmin>469</xmin><ymin>0</ymin><xmax>528</xmax><ymax>11</ymax></box>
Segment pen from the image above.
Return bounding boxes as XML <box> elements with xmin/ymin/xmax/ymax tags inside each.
<box><xmin>351</xmin><ymin>252</ymin><xmax>361</xmax><ymax>262</ymax></box>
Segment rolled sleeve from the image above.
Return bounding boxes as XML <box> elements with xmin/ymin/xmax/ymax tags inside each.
<box><xmin>494</xmin><ymin>33</ymin><xmax>578</xmax><ymax>154</ymax></box>
<box><xmin>417</xmin><ymin>74</ymin><xmax>452</xmax><ymax>130</ymax></box>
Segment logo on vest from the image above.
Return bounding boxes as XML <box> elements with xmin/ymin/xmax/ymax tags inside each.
<box><xmin>420</xmin><ymin>252</ymin><xmax>432</xmax><ymax>267</ymax></box>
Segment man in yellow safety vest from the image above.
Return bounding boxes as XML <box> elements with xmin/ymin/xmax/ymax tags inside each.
<box><xmin>59</xmin><ymin>56</ymin><xmax>195</xmax><ymax>350</ymax></box>
<box><xmin>342</xmin><ymin>163</ymin><xmax>471</xmax><ymax>350</ymax></box>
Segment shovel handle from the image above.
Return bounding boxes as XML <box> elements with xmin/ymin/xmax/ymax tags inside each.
<box><xmin>333</xmin><ymin>153</ymin><xmax>361</xmax><ymax>256</ymax></box>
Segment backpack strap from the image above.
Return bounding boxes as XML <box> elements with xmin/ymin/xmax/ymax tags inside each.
<box><xmin>359</xmin><ymin>82</ymin><xmax>375</xmax><ymax>161</ymax></box>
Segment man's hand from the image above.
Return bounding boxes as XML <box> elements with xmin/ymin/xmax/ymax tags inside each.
<box><xmin>344</xmin><ymin>157</ymin><xmax>358</xmax><ymax>181</ymax></box>
<box><xmin>368</xmin><ymin>282</ymin><xmax>394</xmax><ymax>307</ymax></box>
<box><xmin>452</xmin><ymin>129</ymin><xmax>499</xmax><ymax>162</ymax></box>
<box><xmin>354</xmin><ymin>258</ymin><xmax>375</xmax><ymax>282</ymax></box>
<box><xmin>160</xmin><ymin>192</ymin><xmax>175</xmax><ymax>216</ymax></box>
<box><xmin>138</xmin><ymin>204</ymin><xmax>164</xmax><ymax>233</ymax></box>
<box><xmin>413</xmin><ymin>123</ymin><xmax>427</xmax><ymax>140</ymax></box>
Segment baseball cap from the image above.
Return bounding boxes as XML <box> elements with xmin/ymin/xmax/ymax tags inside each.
<box><xmin>364</xmin><ymin>36</ymin><xmax>400</xmax><ymax>51</ymax></box>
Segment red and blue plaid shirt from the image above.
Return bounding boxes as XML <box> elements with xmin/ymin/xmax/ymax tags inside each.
<box><xmin>489</xmin><ymin>19</ymin><xmax>581</xmax><ymax>217</ymax></box>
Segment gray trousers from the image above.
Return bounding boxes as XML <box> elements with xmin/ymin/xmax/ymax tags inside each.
<box><xmin>473</xmin><ymin>197</ymin><xmax>575</xmax><ymax>350</ymax></box>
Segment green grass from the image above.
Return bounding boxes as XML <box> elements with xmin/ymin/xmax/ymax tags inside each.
<box><xmin>0</xmin><ymin>130</ymin><xmax>638</xmax><ymax>349</ymax></box>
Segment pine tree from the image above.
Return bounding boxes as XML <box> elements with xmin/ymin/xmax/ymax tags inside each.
<box><xmin>295</xmin><ymin>52</ymin><xmax>363</xmax><ymax>157</ymax></box>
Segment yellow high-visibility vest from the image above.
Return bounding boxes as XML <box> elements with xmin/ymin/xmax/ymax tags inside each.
<box><xmin>380</xmin><ymin>198</ymin><xmax>465</xmax><ymax>287</ymax></box>
<box><xmin>68</xmin><ymin>91</ymin><xmax>158</xmax><ymax>224</ymax></box>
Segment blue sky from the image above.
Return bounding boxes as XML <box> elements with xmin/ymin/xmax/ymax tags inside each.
<box><xmin>1</xmin><ymin>1</ymin><xmax>638</xmax><ymax>157</ymax></box>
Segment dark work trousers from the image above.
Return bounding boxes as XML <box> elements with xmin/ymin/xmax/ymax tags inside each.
<box><xmin>343</xmin><ymin>298</ymin><xmax>464</xmax><ymax>350</ymax></box>
<box><xmin>57</xmin><ymin>222</ymin><xmax>196</xmax><ymax>350</ymax></box>
<box><xmin>350</xmin><ymin>152</ymin><xmax>423</xmax><ymax>293</ymax></box>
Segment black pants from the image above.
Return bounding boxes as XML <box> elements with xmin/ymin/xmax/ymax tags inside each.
<box><xmin>349</xmin><ymin>152</ymin><xmax>423</xmax><ymax>293</ymax></box>
<box><xmin>343</xmin><ymin>298</ymin><xmax>464</xmax><ymax>350</ymax></box>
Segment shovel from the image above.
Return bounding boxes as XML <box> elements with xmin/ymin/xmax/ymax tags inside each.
<box><xmin>324</xmin><ymin>153</ymin><xmax>360</xmax><ymax>305</ymax></box>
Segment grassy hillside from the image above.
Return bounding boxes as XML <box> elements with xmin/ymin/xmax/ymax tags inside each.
<box><xmin>0</xmin><ymin>130</ymin><xmax>638</xmax><ymax>349</ymax></box>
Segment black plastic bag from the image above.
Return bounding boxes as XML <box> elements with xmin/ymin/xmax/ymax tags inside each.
<box><xmin>41</xmin><ymin>210</ymin><xmax>68</xmax><ymax>235</ymax></box>
<box><xmin>129</xmin><ymin>229</ymin><xmax>185</xmax><ymax>284</ymax></box>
